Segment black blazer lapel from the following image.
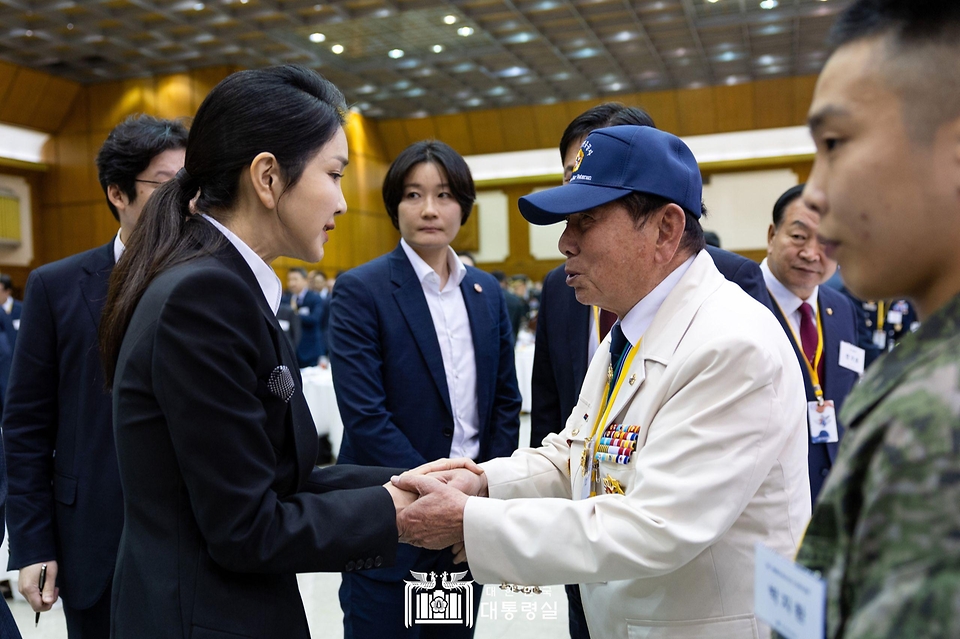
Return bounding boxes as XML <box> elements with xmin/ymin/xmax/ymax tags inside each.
<box><xmin>79</xmin><ymin>241</ymin><xmax>116</xmax><ymax>329</ymax></box>
<box><xmin>389</xmin><ymin>247</ymin><xmax>452</xmax><ymax>418</ymax></box>
<box><xmin>211</xmin><ymin>236</ymin><xmax>317</xmax><ymax>483</ymax></box>
<box><xmin>460</xmin><ymin>270</ymin><xmax>497</xmax><ymax>431</ymax></box>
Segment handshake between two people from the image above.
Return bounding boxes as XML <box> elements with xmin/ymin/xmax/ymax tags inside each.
<box><xmin>382</xmin><ymin>458</ymin><xmax>489</xmax><ymax>564</ymax></box>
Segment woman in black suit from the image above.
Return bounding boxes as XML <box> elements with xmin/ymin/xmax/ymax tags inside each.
<box><xmin>99</xmin><ymin>65</ymin><xmax>411</xmax><ymax>639</ymax></box>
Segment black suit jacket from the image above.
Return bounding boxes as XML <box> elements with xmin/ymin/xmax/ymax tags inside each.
<box><xmin>768</xmin><ymin>285</ymin><xmax>859</xmax><ymax>504</ymax></box>
<box><xmin>2</xmin><ymin>241</ymin><xmax>120</xmax><ymax>610</ymax></box>
<box><xmin>530</xmin><ymin>246</ymin><xmax>774</xmax><ymax>446</ymax></box>
<box><xmin>110</xmin><ymin>237</ymin><xmax>398</xmax><ymax>639</ymax></box>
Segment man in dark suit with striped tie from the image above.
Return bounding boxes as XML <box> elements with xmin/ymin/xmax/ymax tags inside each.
<box><xmin>761</xmin><ymin>184</ymin><xmax>861</xmax><ymax>505</ymax></box>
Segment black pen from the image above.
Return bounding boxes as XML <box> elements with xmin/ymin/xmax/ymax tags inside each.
<box><xmin>35</xmin><ymin>563</ymin><xmax>47</xmax><ymax>627</ymax></box>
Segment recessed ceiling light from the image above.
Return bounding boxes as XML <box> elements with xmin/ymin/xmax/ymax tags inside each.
<box><xmin>498</xmin><ymin>66</ymin><xmax>528</xmax><ymax>77</ymax></box>
<box><xmin>432</xmin><ymin>44</ymin><xmax>443</xmax><ymax>53</ymax></box>
<box><xmin>707</xmin><ymin>0</ymin><xmax>720</xmax><ymax>3</ymax></box>
<box><xmin>757</xmin><ymin>54</ymin><xmax>776</xmax><ymax>65</ymax></box>
<box><xmin>309</xmin><ymin>32</ymin><xmax>326</xmax><ymax>43</ymax></box>
<box><xmin>444</xmin><ymin>15</ymin><xmax>457</xmax><ymax>24</ymax></box>
<box><xmin>24</xmin><ymin>29</ymin><xmax>33</xmax><ymax>36</ymax></box>
<box><xmin>465</xmin><ymin>97</ymin><xmax>483</xmax><ymax>107</ymax></box>
<box><xmin>66</xmin><ymin>23</ymin><xmax>74</xmax><ymax>29</ymax></box>
<box><xmin>331</xmin><ymin>44</ymin><xmax>344</xmax><ymax>54</ymax></box>
<box><xmin>314</xmin><ymin>4</ymin><xmax>322</xmax><ymax>9</ymax></box>
<box><xmin>388</xmin><ymin>48</ymin><xmax>404</xmax><ymax>58</ymax></box>
<box><xmin>457</xmin><ymin>26</ymin><xmax>474</xmax><ymax>36</ymax></box>
<box><xmin>194</xmin><ymin>2</ymin><xmax>204</xmax><ymax>9</ymax></box>
<box><xmin>759</xmin><ymin>0</ymin><xmax>778</xmax><ymax>8</ymax></box>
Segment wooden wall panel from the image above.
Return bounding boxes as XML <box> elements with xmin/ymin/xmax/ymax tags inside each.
<box><xmin>30</xmin><ymin>76</ymin><xmax>81</xmax><ymax>133</ymax></box>
<box><xmin>714</xmin><ymin>83</ymin><xmax>755</xmax><ymax>133</ymax></box>
<box><xmin>465</xmin><ymin>110</ymin><xmax>505</xmax><ymax>155</ymax></box>
<box><xmin>676</xmin><ymin>87</ymin><xmax>717</xmax><ymax>136</ymax></box>
<box><xmin>432</xmin><ymin>113</ymin><xmax>475</xmax><ymax>156</ymax></box>
<box><xmin>531</xmin><ymin>103</ymin><xmax>573</xmax><ymax>149</ymax></box>
<box><xmin>629</xmin><ymin>90</ymin><xmax>681</xmax><ymax>134</ymax></box>
<box><xmin>753</xmin><ymin>78</ymin><xmax>797</xmax><ymax>130</ymax></box>
<box><xmin>0</xmin><ymin>62</ymin><xmax>17</xmax><ymax>105</ymax></box>
<box><xmin>155</xmin><ymin>74</ymin><xmax>193</xmax><ymax>121</ymax></box>
<box><xmin>497</xmin><ymin>105</ymin><xmax>539</xmax><ymax>152</ymax></box>
<box><xmin>378</xmin><ymin>119</ymin><xmax>412</xmax><ymax>160</ymax></box>
<box><xmin>402</xmin><ymin>117</ymin><xmax>438</xmax><ymax>145</ymax></box>
<box><xmin>0</xmin><ymin>67</ymin><xmax>50</xmax><ymax>126</ymax></box>
<box><xmin>792</xmin><ymin>75</ymin><xmax>818</xmax><ymax>124</ymax></box>
<box><xmin>58</xmin><ymin>86</ymin><xmax>91</xmax><ymax>134</ymax></box>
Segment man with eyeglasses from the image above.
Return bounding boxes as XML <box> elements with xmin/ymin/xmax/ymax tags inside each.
<box><xmin>761</xmin><ymin>184</ymin><xmax>860</xmax><ymax>506</ymax></box>
<box><xmin>2</xmin><ymin>115</ymin><xmax>187</xmax><ymax>638</ymax></box>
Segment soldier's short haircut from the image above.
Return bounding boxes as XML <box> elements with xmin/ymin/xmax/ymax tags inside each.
<box><xmin>288</xmin><ymin>267</ymin><xmax>308</xmax><ymax>279</ymax></box>
<box><xmin>830</xmin><ymin>0</ymin><xmax>960</xmax><ymax>143</ymax></box>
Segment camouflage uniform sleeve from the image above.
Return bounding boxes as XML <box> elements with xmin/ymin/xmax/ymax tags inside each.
<box><xmin>842</xmin><ymin>441</ymin><xmax>960</xmax><ymax>638</ymax></box>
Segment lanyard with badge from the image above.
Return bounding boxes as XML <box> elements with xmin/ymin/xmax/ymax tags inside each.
<box><xmin>578</xmin><ymin>340</ymin><xmax>641</xmax><ymax>498</ymax></box>
<box><xmin>770</xmin><ymin>297</ymin><xmax>841</xmax><ymax>445</ymax></box>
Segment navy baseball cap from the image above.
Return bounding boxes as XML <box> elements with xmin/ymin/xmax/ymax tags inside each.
<box><xmin>519</xmin><ymin>125</ymin><xmax>702</xmax><ymax>225</ymax></box>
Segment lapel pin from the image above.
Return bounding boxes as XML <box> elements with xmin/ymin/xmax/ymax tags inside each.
<box><xmin>826</xmin><ymin>307</ymin><xmax>834</xmax><ymax>316</ymax></box>
<box><xmin>629</xmin><ymin>374</ymin><xmax>637</xmax><ymax>386</ymax></box>
<box><xmin>474</xmin><ymin>283</ymin><xmax>483</xmax><ymax>293</ymax></box>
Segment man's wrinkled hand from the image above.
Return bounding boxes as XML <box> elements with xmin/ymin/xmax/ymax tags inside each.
<box><xmin>19</xmin><ymin>561</ymin><xmax>59</xmax><ymax>613</ymax></box>
<box><xmin>404</xmin><ymin>457</ymin><xmax>484</xmax><ymax>478</ymax></box>
<box><xmin>391</xmin><ymin>474</ymin><xmax>469</xmax><ymax>550</ymax></box>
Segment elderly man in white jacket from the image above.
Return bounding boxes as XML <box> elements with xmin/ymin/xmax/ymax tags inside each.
<box><xmin>393</xmin><ymin>125</ymin><xmax>810</xmax><ymax>639</ymax></box>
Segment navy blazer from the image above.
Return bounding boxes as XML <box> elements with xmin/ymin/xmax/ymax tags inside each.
<box><xmin>111</xmin><ymin>236</ymin><xmax>398</xmax><ymax>638</ymax></box>
<box><xmin>288</xmin><ymin>289</ymin><xmax>328</xmax><ymax>367</ymax></box>
<box><xmin>329</xmin><ymin>244</ymin><xmax>521</xmax><ymax>469</ymax></box>
<box><xmin>0</xmin><ymin>433</ymin><xmax>23</xmax><ymax>638</ymax></box>
<box><xmin>530</xmin><ymin>246</ymin><xmax>775</xmax><ymax>447</ymax></box>
<box><xmin>2</xmin><ymin>241</ymin><xmax>121</xmax><ymax>610</ymax></box>
<box><xmin>769</xmin><ymin>284</ymin><xmax>859</xmax><ymax>504</ymax></box>
<box><xmin>0</xmin><ymin>310</ymin><xmax>15</xmax><ymax>404</ymax></box>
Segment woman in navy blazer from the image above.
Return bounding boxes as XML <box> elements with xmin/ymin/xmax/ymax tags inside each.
<box><xmin>330</xmin><ymin>141</ymin><xmax>522</xmax><ymax>638</ymax></box>
<box><xmin>98</xmin><ymin>66</ymin><xmax>410</xmax><ymax>639</ymax></box>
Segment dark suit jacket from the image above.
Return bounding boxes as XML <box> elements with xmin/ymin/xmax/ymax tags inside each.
<box><xmin>0</xmin><ymin>434</ymin><xmax>23</xmax><ymax>638</ymax></box>
<box><xmin>110</xmin><ymin>238</ymin><xmax>399</xmax><ymax>639</ymax></box>
<box><xmin>2</xmin><ymin>241</ymin><xmax>121</xmax><ymax>610</ymax></box>
<box><xmin>769</xmin><ymin>284</ymin><xmax>859</xmax><ymax>504</ymax></box>
<box><xmin>329</xmin><ymin>244</ymin><xmax>521</xmax><ymax>469</ymax></box>
<box><xmin>530</xmin><ymin>246</ymin><xmax>774</xmax><ymax>446</ymax></box>
<box><xmin>287</xmin><ymin>289</ymin><xmax>328</xmax><ymax>367</ymax></box>
<box><xmin>0</xmin><ymin>310</ymin><xmax>14</xmax><ymax>404</ymax></box>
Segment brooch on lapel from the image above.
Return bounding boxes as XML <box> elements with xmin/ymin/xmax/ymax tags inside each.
<box><xmin>474</xmin><ymin>283</ymin><xmax>483</xmax><ymax>293</ymax></box>
<box><xmin>267</xmin><ymin>365</ymin><xmax>296</xmax><ymax>403</ymax></box>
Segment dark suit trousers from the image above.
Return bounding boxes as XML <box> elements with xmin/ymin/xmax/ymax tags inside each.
<box><xmin>63</xmin><ymin>577</ymin><xmax>111</xmax><ymax>639</ymax></box>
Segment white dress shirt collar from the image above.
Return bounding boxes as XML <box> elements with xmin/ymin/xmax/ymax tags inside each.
<box><xmin>760</xmin><ymin>258</ymin><xmax>819</xmax><ymax>329</ymax></box>
<box><xmin>618</xmin><ymin>255</ymin><xmax>696</xmax><ymax>347</ymax></box>
<box><xmin>202</xmin><ymin>214</ymin><xmax>282</xmax><ymax>315</ymax></box>
<box><xmin>113</xmin><ymin>230</ymin><xmax>125</xmax><ymax>264</ymax></box>
<box><xmin>400</xmin><ymin>239</ymin><xmax>467</xmax><ymax>292</ymax></box>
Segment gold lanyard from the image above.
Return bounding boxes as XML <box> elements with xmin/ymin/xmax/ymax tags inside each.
<box><xmin>769</xmin><ymin>292</ymin><xmax>825</xmax><ymax>404</ymax></box>
<box><xmin>877</xmin><ymin>300</ymin><xmax>885</xmax><ymax>331</ymax></box>
<box><xmin>579</xmin><ymin>341</ymin><xmax>641</xmax><ymax>495</ymax></box>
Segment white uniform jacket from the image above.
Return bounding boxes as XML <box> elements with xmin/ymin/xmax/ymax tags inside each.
<box><xmin>463</xmin><ymin>251</ymin><xmax>811</xmax><ymax>639</ymax></box>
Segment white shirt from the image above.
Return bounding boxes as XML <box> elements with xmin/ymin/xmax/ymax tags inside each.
<box><xmin>203</xmin><ymin>214</ymin><xmax>282</xmax><ymax>315</ymax></box>
<box><xmin>617</xmin><ymin>255</ymin><xmax>696</xmax><ymax>348</ymax></box>
<box><xmin>113</xmin><ymin>230</ymin><xmax>125</xmax><ymax>264</ymax></box>
<box><xmin>2</xmin><ymin>297</ymin><xmax>12</xmax><ymax>315</ymax></box>
<box><xmin>760</xmin><ymin>258</ymin><xmax>819</xmax><ymax>337</ymax></box>
<box><xmin>400</xmin><ymin>238</ymin><xmax>480</xmax><ymax>460</ymax></box>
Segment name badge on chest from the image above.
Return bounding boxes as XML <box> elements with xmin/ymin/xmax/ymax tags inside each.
<box><xmin>808</xmin><ymin>400</ymin><xmax>839</xmax><ymax>444</ymax></box>
<box><xmin>754</xmin><ymin>543</ymin><xmax>826</xmax><ymax>639</ymax></box>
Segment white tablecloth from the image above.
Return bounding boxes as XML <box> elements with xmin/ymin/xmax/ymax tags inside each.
<box><xmin>299</xmin><ymin>345</ymin><xmax>536</xmax><ymax>460</ymax></box>
<box><xmin>300</xmin><ymin>366</ymin><xmax>344</xmax><ymax>456</ymax></box>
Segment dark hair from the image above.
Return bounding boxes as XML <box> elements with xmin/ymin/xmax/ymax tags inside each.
<box><xmin>559</xmin><ymin>103</ymin><xmax>656</xmax><ymax>159</ymax></box>
<box><xmin>772</xmin><ymin>184</ymin><xmax>806</xmax><ymax>228</ymax></box>
<box><xmin>382</xmin><ymin>140</ymin><xmax>475</xmax><ymax>230</ymax></box>
<box><xmin>618</xmin><ymin>192</ymin><xmax>706</xmax><ymax>256</ymax></box>
<box><xmin>703</xmin><ymin>231</ymin><xmax>721</xmax><ymax>248</ymax></box>
<box><xmin>491</xmin><ymin>270</ymin><xmax>507</xmax><ymax>284</ymax></box>
<box><xmin>0</xmin><ymin>274</ymin><xmax>12</xmax><ymax>292</ymax></box>
<box><xmin>100</xmin><ymin>65</ymin><xmax>347</xmax><ymax>387</ymax></box>
<box><xmin>95</xmin><ymin>115</ymin><xmax>189</xmax><ymax>221</ymax></box>
<box><xmin>288</xmin><ymin>267</ymin><xmax>308</xmax><ymax>279</ymax></box>
<box><xmin>829</xmin><ymin>0</ymin><xmax>960</xmax><ymax>142</ymax></box>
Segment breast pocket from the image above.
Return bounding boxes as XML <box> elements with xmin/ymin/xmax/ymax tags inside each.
<box><xmin>595</xmin><ymin>422</ymin><xmax>649</xmax><ymax>496</ymax></box>
<box><xmin>626</xmin><ymin>613</ymin><xmax>759</xmax><ymax>639</ymax></box>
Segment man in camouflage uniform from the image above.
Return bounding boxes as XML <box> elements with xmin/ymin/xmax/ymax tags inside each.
<box><xmin>788</xmin><ymin>0</ymin><xmax>960</xmax><ymax>637</ymax></box>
